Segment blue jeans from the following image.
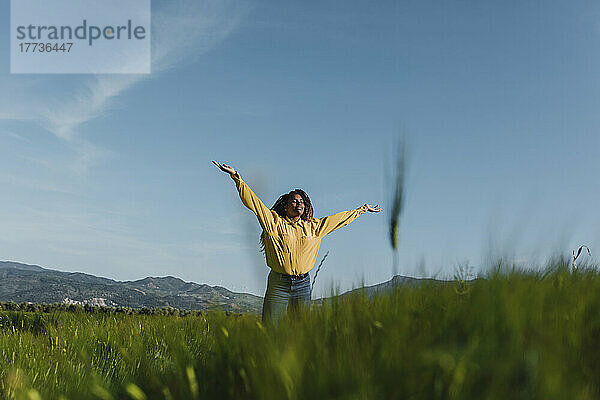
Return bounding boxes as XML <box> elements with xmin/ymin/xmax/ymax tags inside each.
<box><xmin>262</xmin><ymin>270</ymin><xmax>311</xmax><ymax>324</ymax></box>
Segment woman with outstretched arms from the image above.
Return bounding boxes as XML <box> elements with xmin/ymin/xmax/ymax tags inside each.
<box><xmin>213</xmin><ymin>161</ymin><xmax>381</xmax><ymax>323</ymax></box>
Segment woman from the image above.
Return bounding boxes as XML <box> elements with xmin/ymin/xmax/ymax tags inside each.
<box><xmin>213</xmin><ymin>161</ymin><xmax>382</xmax><ymax>323</ymax></box>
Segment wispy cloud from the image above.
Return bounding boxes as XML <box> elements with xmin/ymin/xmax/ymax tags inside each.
<box><xmin>3</xmin><ymin>130</ymin><xmax>29</xmax><ymax>142</ymax></box>
<box><xmin>0</xmin><ymin>0</ymin><xmax>248</xmax><ymax>172</ymax></box>
<box><xmin>0</xmin><ymin>171</ymin><xmax>74</xmax><ymax>194</ymax></box>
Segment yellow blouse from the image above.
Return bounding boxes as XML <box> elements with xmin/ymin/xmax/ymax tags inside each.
<box><xmin>231</xmin><ymin>172</ymin><xmax>368</xmax><ymax>275</ymax></box>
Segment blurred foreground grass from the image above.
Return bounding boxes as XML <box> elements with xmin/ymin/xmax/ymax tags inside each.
<box><xmin>2</xmin><ymin>258</ymin><xmax>600</xmax><ymax>400</ymax></box>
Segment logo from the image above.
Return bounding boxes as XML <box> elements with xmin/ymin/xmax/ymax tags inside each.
<box><xmin>11</xmin><ymin>0</ymin><xmax>151</xmax><ymax>74</ymax></box>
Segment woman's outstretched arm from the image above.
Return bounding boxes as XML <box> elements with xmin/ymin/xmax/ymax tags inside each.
<box><xmin>315</xmin><ymin>204</ymin><xmax>382</xmax><ymax>237</ymax></box>
<box><xmin>213</xmin><ymin>161</ymin><xmax>277</xmax><ymax>231</ymax></box>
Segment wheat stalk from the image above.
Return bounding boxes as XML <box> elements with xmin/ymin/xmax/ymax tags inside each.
<box><xmin>387</xmin><ymin>137</ymin><xmax>406</xmax><ymax>276</ymax></box>
<box><xmin>310</xmin><ymin>251</ymin><xmax>329</xmax><ymax>299</ymax></box>
<box><xmin>572</xmin><ymin>245</ymin><xmax>591</xmax><ymax>271</ymax></box>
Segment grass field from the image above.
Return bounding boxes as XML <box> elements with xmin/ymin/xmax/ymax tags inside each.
<box><xmin>2</xmin><ymin>258</ymin><xmax>600</xmax><ymax>400</ymax></box>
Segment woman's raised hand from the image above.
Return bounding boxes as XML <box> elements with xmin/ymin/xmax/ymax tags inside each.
<box><xmin>364</xmin><ymin>204</ymin><xmax>382</xmax><ymax>213</ymax></box>
<box><xmin>212</xmin><ymin>160</ymin><xmax>237</xmax><ymax>176</ymax></box>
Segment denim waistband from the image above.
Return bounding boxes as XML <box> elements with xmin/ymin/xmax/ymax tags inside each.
<box><xmin>272</xmin><ymin>271</ymin><xmax>309</xmax><ymax>281</ymax></box>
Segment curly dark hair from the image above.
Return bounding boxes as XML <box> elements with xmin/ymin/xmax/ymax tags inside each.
<box><xmin>259</xmin><ymin>189</ymin><xmax>314</xmax><ymax>252</ymax></box>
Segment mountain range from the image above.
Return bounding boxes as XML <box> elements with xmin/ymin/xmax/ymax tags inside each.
<box><xmin>0</xmin><ymin>261</ymin><xmax>448</xmax><ymax>313</ymax></box>
<box><xmin>0</xmin><ymin>261</ymin><xmax>263</xmax><ymax>313</ymax></box>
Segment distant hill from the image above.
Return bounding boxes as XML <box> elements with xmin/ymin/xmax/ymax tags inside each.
<box><xmin>0</xmin><ymin>261</ymin><xmax>459</xmax><ymax>312</ymax></box>
<box><xmin>340</xmin><ymin>275</ymin><xmax>448</xmax><ymax>298</ymax></box>
<box><xmin>0</xmin><ymin>261</ymin><xmax>263</xmax><ymax>313</ymax></box>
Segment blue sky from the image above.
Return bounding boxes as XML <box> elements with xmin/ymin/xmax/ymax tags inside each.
<box><xmin>1</xmin><ymin>0</ymin><xmax>599</xmax><ymax>297</ymax></box>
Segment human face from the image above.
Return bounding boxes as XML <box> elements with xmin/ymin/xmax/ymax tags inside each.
<box><xmin>285</xmin><ymin>193</ymin><xmax>305</xmax><ymax>219</ymax></box>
